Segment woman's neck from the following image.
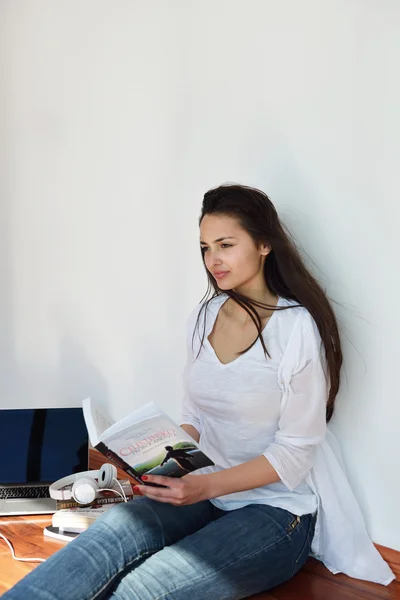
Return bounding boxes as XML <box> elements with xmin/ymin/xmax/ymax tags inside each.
<box><xmin>224</xmin><ymin>289</ymin><xmax>279</xmax><ymax>325</ymax></box>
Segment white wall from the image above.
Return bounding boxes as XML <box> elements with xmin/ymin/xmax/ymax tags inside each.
<box><xmin>1</xmin><ymin>0</ymin><xmax>399</xmax><ymax>550</ymax></box>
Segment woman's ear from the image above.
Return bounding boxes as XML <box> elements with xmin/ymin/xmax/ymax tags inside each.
<box><xmin>260</xmin><ymin>243</ymin><xmax>272</xmax><ymax>256</ymax></box>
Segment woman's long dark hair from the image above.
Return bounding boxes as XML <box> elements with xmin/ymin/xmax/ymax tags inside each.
<box><xmin>193</xmin><ymin>183</ymin><xmax>343</xmax><ymax>423</ymax></box>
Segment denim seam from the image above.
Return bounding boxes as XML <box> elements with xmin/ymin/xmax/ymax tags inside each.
<box><xmin>287</xmin><ymin>515</ymin><xmax>315</xmax><ymax>580</ymax></box>
<box><xmin>91</xmin><ymin>500</ymin><xmax>217</xmax><ymax>600</ymax></box>
<box><xmin>90</xmin><ymin>500</ymin><xmax>175</xmax><ymax>600</ymax></box>
<box><xmin>151</xmin><ymin>528</ymin><xmax>294</xmax><ymax>600</ymax></box>
<box><xmin>91</xmin><ymin>549</ymin><xmax>155</xmax><ymax>600</ymax></box>
<box><xmin>296</xmin><ymin>518</ymin><xmax>314</xmax><ymax>564</ymax></box>
<box><xmin>146</xmin><ymin>501</ymin><xmax>169</xmax><ymax>546</ymax></box>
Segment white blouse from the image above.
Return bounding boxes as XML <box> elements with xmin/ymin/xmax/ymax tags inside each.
<box><xmin>179</xmin><ymin>293</ymin><xmax>395</xmax><ymax>586</ymax></box>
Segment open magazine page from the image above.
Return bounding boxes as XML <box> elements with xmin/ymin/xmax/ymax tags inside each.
<box><xmin>98</xmin><ymin>401</ymin><xmax>159</xmax><ymax>442</ymax></box>
<box><xmin>102</xmin><ymin>413</ymin><xmax>214</xmax><ymax>479</ymax></box>
<box><xmin>82</xmin><ymin>397</ymin><xmax>115</xmax><ymax>447</ymax></box>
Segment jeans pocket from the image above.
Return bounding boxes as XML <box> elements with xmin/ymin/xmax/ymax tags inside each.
<box><xmin>285</xmin><ymin>514</ymin><xmax>301</xmax><ymax>534</ymax></box>
<box><xmin>288</xmin><ymin>513</ymin><xmax>316</xmax><ymax>578</ymax></box>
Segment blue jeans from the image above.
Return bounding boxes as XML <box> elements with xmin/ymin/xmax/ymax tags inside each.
<box><xmin>4</xmin><ymin>498</ymin><xmax>316</xmax><ymax>600</ymax></box>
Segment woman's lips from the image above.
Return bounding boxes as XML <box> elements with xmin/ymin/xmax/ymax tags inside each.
<box><xmin>214</xmin><ymin>271</ymin><xmax>229</xmax><ymax>280</ymax></box>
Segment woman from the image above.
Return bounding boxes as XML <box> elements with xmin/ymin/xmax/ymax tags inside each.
<box><xmin>4</xmin><ymin>184</ymin><xmax>394</xmax><ymax>599</ymax></box>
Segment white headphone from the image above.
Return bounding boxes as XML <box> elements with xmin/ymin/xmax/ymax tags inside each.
<box><xmin>0</xmin><ymin>464</ymin><xmax>127</xmax><ymax>566</ymax></box>
<box><xmin>49</xmin><ymin>463</ymin><xmax>124</xmax><ymax>505</ymax></box>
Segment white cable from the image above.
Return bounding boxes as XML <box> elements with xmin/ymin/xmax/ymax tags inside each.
<box><xmin>0</xmin><ymin>481</ymin><xmax>127</xmax><ymax>563</ymax></box>
<box><xmin>98</xmin><ymin>487</ymin><xmax>127</xmax><ymax>502</ymax></box>
<box><xmin>109</xmin><ymin>479</ymin><xmax>128</xmax><ymax>502</ymax></box>
<box><xmin>0</xmin><ymin>532</ymin><xmax>46</xmax><ymax>563</ymax></box>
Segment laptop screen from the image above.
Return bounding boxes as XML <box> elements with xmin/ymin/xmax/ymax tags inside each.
<box><xmin>0</xmin><ymin>407</ymin><xmax>89</xmax><ymax>485</ymax></box>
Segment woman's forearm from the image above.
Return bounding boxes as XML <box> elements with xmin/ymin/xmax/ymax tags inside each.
<box><xmin>180</xmin><ymin>423</ymin><xmax>200</xmax><ymax>443</ymax></box>
<box><xmin>178</xmin><ymin>427</ymin><xmax>281</xmax><ymax>498</ymax></box>
<box><xmin>202</xmin><ymin>456</ymin><xmax>281</xmax><ymax>499</ymax></box>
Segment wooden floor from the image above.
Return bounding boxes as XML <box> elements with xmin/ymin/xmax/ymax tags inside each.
<box><xmin>0</xmin><ymin>514</ymin><xmax>399</xmax><ymax>599</ymax></box>
<box><xmin>248</xmin><ymin>558</ymin><xmax>400</xmax><ymax>600</ymax></box>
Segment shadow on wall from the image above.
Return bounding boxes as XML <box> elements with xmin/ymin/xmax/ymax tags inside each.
<box><xmin>58</xmin><ymin>336</ymin><xmax>110</xmax><ymax>409</ymax></box>
<box><xmin>0</xmin><ymin>331</ymin><xmax>110</xmax><ymax>411</ymax></box>
<box><xmin>0</xmin><ymin>192</ymin><xmax>16</xmax><ymax>406</ymax></box>
<box><xmin>0</xmin><ymin>36</ymin><xmax>16</xmax><ymax>406</ymax></box>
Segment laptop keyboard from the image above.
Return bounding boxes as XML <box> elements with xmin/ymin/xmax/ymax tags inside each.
<box><xmin>0</xmin><ymin>486</ymin><xmax>51</xmax><ymax>499</ymax></box>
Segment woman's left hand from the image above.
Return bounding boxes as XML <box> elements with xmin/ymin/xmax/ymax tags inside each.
<box><xmin>133</xmin><ymin>474</ymin><xmax>211</xmax><ymax>506</ymax></box>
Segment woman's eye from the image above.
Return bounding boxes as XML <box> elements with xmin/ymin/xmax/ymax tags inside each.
<box><xmin>201</xmin><ymin>244</ymin><xmax>232</xmax><ymax>252</ymax></box>
<box><xmin>200</xmin><ymin>244</ymin><xmax>232</xmax><ymax>252</ymax></box>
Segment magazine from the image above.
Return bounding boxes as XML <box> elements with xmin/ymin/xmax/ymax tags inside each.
<box><xmin>52</xmin><ymin>505</ymin><xmax>114</xmax><ymax>533</ymax></box>
<box><xmin>82</xmin><ymin>398</ymin><xmax>214</xmax><ymax>488</ymax></box>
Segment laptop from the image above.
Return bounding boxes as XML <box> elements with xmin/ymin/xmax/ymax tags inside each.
<box><xmin>0</xmin><ymin>407</ymin><xmax>88</xmax><ymax>516</ymax></box>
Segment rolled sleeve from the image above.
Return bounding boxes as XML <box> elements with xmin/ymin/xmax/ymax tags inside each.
<box><xmin>262</xmin><ymin>313</ymin><xmax>328</xmax><ymax>491</ymax></box>
<box><xmin>178</xmin><ymin>304</ymin><xmax>203</xmax><ymax>434</ymax></box>
<box><xmin>178</xmin><ymin>359</ymin><xmax>202</xmax><ymax>434</ymax></box>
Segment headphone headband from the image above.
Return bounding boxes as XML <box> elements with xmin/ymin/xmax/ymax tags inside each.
<box><xmin>49</xmin><ymin>464</ymin><xmax>117</xmax><ymax>501</ymax></box>
<box><xmin>49</xmin><ymin>470</ymin><xmax>100</xmax><ymax>500</ymax></box>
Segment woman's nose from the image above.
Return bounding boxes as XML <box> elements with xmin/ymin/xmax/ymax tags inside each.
<box><xmin>211</xmin><ymin>254</ymin><xmax>222</xmax><ymax>265</ymax></box>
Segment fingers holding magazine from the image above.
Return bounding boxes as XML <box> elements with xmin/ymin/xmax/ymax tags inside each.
<box><xmin>133</xmin><ymin>473</ymin><xmax>211</xmax><ymax>506</ymax></box>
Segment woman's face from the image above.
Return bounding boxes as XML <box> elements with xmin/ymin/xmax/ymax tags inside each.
<box><xmin>199</xmin><ymin>214</ymin><xmax>270</xmax><ymax>293</ymax></box>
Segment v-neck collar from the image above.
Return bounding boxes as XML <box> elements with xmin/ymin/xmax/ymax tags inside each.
<box><xmin>205</xmin><ymin>294</ymin><xmax>283</xmax><ymax>368</ymax></box>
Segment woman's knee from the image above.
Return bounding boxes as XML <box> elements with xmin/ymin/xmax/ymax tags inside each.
<box><xmin>96</xmin><ymin>497</ymin><xmax>161</xmax><ymax>538</ymax></box>
<box><xmin>99</xmin><ymin>497</ymin><xmax>146</xmax><ymax>524</ymax></box>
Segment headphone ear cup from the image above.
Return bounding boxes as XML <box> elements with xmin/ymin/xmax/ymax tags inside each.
<box><xmin>98</xmin><ymin>464</ymin><xmax>117</xmax><ymax>489</ymax></box>
<box><xmin>72</xmin><ymin>477</ymin><xmax>99</xmax><ymax>505</ymax></box>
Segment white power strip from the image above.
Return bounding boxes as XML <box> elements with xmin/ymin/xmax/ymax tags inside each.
<box><xmin>43</xmin><ymin>526</ymin><xmax>80</xmax><ymax>543</ymax></box>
